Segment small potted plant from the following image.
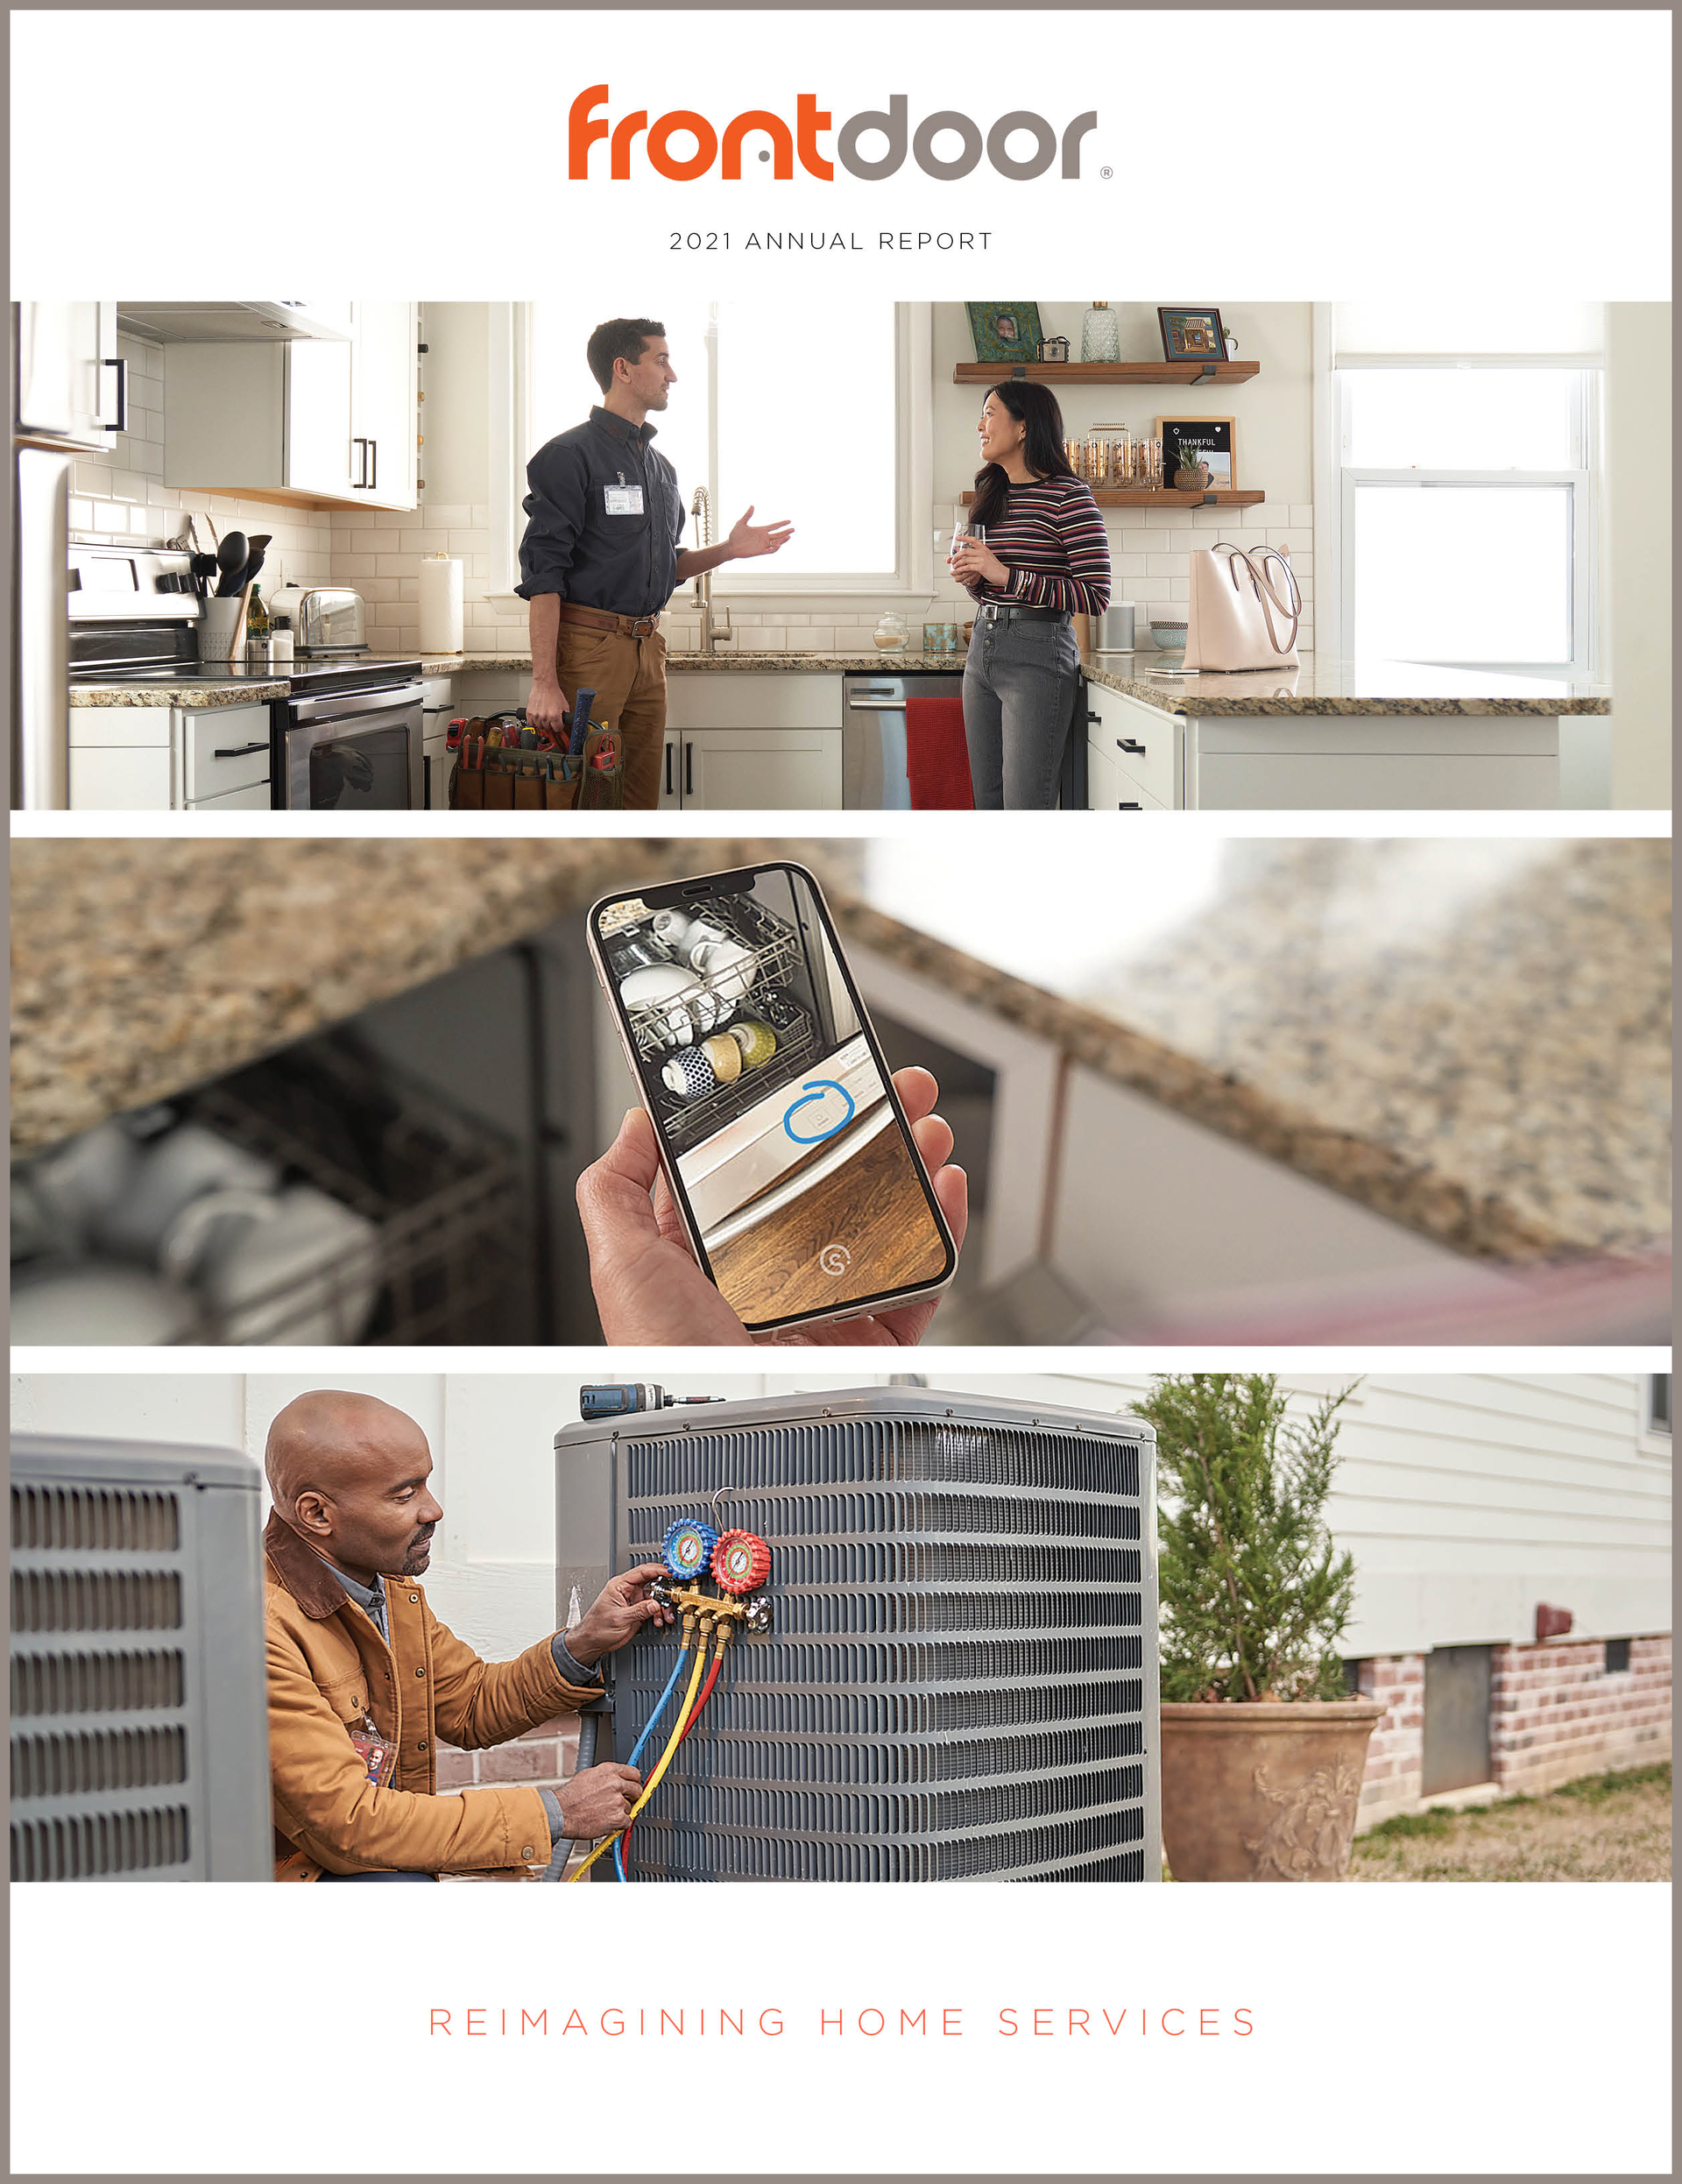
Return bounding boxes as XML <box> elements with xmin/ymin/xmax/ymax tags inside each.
<box><xmin>1173</xmin><ymin>455</ymin><xmax>1211</xmax><ymax>491</ymax></box>
<box><xmin>1134</xmin><ymin>1372</ymin><xmax>1382</xmax><ymax>1881</ymax></box>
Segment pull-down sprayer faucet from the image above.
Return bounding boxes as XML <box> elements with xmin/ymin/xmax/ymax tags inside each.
<box><xmin>689</xmin><ymin>485</ymin><xmax>731</xmax><ymax>654</ymax></box>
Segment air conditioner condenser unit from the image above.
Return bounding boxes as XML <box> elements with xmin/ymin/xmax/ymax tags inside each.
<box><xmin>556</xmin><ymin>1388</ymin><xmax>1159</xmax><ymax>1882</ymax></box>
<box><xmin>11</xmin><ymin>1434</ymin><xmax>272</xmax><ymax>1882</ymax></box>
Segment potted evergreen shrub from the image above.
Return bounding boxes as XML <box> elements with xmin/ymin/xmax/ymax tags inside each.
<box><xmin>1134</xmin><ymin>1372</ymin><xmax>1383</xmax><ymax>1881</ymax></box>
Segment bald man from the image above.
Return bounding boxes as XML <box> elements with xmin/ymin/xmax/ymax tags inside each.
<box><xmin>262</xmin><ymin>1389</ymin><xmax>671</xmax><ymax>1883</ymax></box>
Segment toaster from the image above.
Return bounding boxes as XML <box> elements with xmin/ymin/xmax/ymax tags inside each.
<box><xmin>265</xmin><ymin>584</ymin><xmax>367</xmax><ymax>654</ymax></box>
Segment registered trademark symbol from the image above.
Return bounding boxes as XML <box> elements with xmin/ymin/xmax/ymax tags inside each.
<box><xmin>1099</xmin><ymin>166</ymin><xmax>1113</xmax><ymax>180</ymax></box>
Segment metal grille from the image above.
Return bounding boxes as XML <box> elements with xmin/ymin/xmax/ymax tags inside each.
<box><xmin>10</xmin><ymin>1444</ymin><xmax>271</xmax><ymax>1883</ymax></box>
<box><xmin>599</xmin><ymin>1407</ymin><xmax>1152</xmax><ymax>1883</ymax></box>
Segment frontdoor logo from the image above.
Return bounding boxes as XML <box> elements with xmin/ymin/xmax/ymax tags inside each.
<box><xmin>569</xmin><ymin>87</ymin><xmax>1097</xmax><ymax>181</ymax></box>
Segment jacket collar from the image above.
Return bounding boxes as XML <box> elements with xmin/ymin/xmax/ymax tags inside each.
<box><xmin>590</xmin><ymin>403</ymin><xmax>656</xmax><ymax>446</ymax></box>
<box><xmin>264</xmin><ymin>1510</ymin><xmax>356</xmax><ymax>1622</ymax></box>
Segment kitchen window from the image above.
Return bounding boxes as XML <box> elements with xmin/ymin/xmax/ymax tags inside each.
<box><xmin>1334</xmin><ymin>363</ymin><xmax>1596</xmax><ymax>673</ymax></box>
<box><xmin>516</xmin><ymin>300</ymin><xmax>921</xmax><ymax>593</ymax></box>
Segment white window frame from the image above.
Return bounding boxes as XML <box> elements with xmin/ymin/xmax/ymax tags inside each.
<box><xmin>1327</xmin><ymin>350</ymin><xmax>1599</xmax><ymax>675</ymax></box>
<box><xmin>491</xmin><ymin>300</ymin><xmax>931</xmax><ymax>604</ymax></box>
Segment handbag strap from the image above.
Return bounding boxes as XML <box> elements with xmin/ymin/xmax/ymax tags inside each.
<box><xmin>1212</xmin><ymin>541</ymin><xmax>1301</xmax><ymax>655</ymax></box>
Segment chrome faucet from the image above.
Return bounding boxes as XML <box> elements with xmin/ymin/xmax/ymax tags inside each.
<box><xmin>689</xmin><ymin>485</ymin><xmax>731</xmax><ymax>654</ymax></box>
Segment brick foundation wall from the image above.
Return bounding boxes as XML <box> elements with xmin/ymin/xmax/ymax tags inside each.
<box><xmin>1490</xmin><ymin>1634</ymin><xmax>1672</xmax><ymax>1797</ymax></box>
<box><xmin>1351</xmin><ymin>1635</ymin><xmax>1672</xmax><ymax>1827</ymax></box>
<box><xmin>1353</xmin><ymin>1654</ymin><xmax>1426</xmax><ymax>1821</ymax></box>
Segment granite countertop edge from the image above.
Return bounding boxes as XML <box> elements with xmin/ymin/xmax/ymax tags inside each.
<box><xmin>9</xmin><ymin>839</ymin><xmax>1616</xmax><ymax>1264</ymax></box>
<box><xmin>1082</xmin><ymin>661</ymin><xmax>1610</xmax><ymax>716</ymax></box>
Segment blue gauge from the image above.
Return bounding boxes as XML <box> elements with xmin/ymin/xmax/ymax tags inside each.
<box><xmin>662</xmin><ymin>1517</ymin><xmax>718</xmax><ymax>1582</ymax></box>
<box><xmin>783</xmin><ymin>1079</ymin><xmax>856</xmax><ymax>1146</ymax></box>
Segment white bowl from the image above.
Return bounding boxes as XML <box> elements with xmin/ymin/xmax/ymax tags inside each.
<box><xmin>620</xmin><ymin>964</ymin><xmax>698</xmax><ymax>1047</ymax></box>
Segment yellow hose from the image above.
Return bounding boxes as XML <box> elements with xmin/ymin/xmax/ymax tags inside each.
<box><xmin>567</xmin><ymin>1641</ymin><xmax>709</xmax><ymax>1882</ymax></box>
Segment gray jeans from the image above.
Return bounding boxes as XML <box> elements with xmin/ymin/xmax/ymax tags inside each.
<box><xmin>962</xmin><ymin>611</ymin><xmax>1081</xmax><ymax>809</ymax></box>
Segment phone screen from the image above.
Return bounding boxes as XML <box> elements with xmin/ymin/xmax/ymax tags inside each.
<box><xmin>590</xmin><ymin>863</ymin><xmax>957</xmax><ymax>1332</ymax></box>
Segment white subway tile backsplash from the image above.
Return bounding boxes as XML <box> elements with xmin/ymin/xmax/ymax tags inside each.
<box><xmin>471</xmin><ymin>505</ymin><xmax>491</xmax><ymax>528</ymax></box>
<box><xmin>421</xmin><ymin>503</ymin><xmax>471</xmax><ymax>527</ymax></box>
<box><xmin>399</xmin><ymin>529</ymin><xmax>448</xmax><ymax>555</ymax></box>
<box><xmin>446</xmin><ymin>528</ymin><xmax>490</xmax><ymax>555</ymax></box>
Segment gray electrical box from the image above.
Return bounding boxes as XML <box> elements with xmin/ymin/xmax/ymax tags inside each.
<box><xmin>556</xmin><ymin>1388</ymin><xmax>1159</xmax><ymax>1882</ymax></box>
<box><xmin>11</xmin><ymin>1434</ymin><xmax>272</xmax><ymax>1882</ymax></box>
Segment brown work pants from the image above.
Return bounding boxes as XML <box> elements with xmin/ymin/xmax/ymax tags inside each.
<box><xmin>552</xmin><ymin>623</ymin><xmax>668</xmax><ymax>810</ymax></box>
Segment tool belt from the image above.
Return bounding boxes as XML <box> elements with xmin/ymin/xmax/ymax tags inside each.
<box><xmin>449</xmin><ymin>712</ymin><xmax>625</xmax><ymax>812</ymax></box>
<box><xmin>556</xmin><ymin>601</ymin><xmax>661</xmax><ymax>640</ymax></box>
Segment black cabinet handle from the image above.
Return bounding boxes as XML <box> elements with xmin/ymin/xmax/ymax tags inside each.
<box><xmin>683</xmin><ymin>739</ymin><xmax>694</xmax><ymax>798</ymax></box>
<box><xmin>422</xmin><ymin>753</ymin><xmax>432</xmax><ymax>807</ymax></box>
<box><xmin>1118</xmin><ymin>738</ymin><xmax>1147</xmax><ymax>754</ymax></box>
<box><xmin>352</xmin><ymin>436</ymin><xmax>369</xmax><ymax>488</ymax></box>
<box><xmin>1118</xmin><ymin>801</ymin><xmax>1142</xmax><ymax>809</ymax></box>
<box><xmin>369</xmin><ymin>437</ymin><xmax>378</xmax><ymax>490</ymax></box>
<box><xmin>1085</xmin><ymin>709</ymin><xmax>1101</xmax><ymax>724</ymax></box>
<box><xmin>664</xmin><ymin>742</ymin><xmax>675</xmax><ymax>798</ymax></box>
<box><xmin>102</xmin><ymin>356</ymin><xmax>128</xmax><ymax>433</ymax></box>
<box><xmin>213</xmin><ymin>740</ymin><xmax>269</xmax><ymax>759</ymax></box>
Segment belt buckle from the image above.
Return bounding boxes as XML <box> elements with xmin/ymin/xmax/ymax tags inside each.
<box><xmin>632</xmin><ymin>614</ymin><xmax>656</xmax><ymax>638</ymax></box>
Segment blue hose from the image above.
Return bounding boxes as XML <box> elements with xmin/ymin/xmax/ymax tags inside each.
<box><xmin>613</xmin><ymin>1651</ymin><xmax>689</xmax><ymax>1882</ymax></box>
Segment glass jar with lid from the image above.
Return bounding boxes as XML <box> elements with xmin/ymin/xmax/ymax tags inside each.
<box><xmin>873</xmin><ymin>611</ymin><xmax>909</xmax><ymax>652</ymax></box>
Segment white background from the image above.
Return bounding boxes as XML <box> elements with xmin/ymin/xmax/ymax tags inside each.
<box><xmin>9</xmin><ymin>1887</ymin><xmax>1671</xmax><ymax>2174</ymax></box>
<box><xmin>9</xmin><ymin>11</ymin><xmax>1673</xmax><ymax>300</ymax></box>
<box><xmin>9</xmin><ymin>9</ymin><xmax>1673</xmax><ymax>2175</ymax></box>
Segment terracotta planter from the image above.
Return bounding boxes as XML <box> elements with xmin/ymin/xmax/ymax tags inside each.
<box><xmin>1160</xmin><ymin>1699</ymin><xmax>1383</xmax><ymax>1882</ymax></box>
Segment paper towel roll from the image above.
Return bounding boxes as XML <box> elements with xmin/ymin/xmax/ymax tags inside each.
<box><xmin>418</xmin><ymin>554</ymin><xmax>464</xmax><ymax>654</ymax></box>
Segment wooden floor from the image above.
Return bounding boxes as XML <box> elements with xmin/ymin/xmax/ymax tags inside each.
<box><xmin>710</xmin><ymin>1111</ymin><xmax>949</xmax><ymax>1324</ymax></box>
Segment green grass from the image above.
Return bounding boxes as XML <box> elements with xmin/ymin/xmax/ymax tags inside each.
<box><xmin>1349</xmin><ymin>1761</ymin><xmax>1670</xmax><ymax>1883</ymax></box>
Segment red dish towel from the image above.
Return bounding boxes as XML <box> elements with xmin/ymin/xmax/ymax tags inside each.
<box><xmin>905</xmin><ymin>696</ymin><xmax>974</xmax><ymax>809</ymax></box>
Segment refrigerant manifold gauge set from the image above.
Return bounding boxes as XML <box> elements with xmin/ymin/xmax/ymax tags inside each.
<box><xmin>569</xmin><ymin>1516</ymin><xmax>774</xmax><ymax>1883</ymax></box>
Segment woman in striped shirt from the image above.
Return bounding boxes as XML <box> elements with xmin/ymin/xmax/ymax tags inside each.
<box><xmin>951</xmin><ymin>382</ymin><xmax>1112</xmax><ymax>809</ymax></box>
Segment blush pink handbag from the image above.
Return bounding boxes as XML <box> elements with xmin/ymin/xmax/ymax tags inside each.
<box><xmin>1184</xmin><ymin>542</ymin><xmax>1301</xmax><ymax>670</ymax></box>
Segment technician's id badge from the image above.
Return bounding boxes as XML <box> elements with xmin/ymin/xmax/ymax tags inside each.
<box><xmin>604</xmin><ymin>484</ymin><xmax>644</xmax><ymax>515</ymax></box>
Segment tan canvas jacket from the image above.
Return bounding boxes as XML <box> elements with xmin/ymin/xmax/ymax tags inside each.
<box><xmin>263</xmin><ymin>1512</ymin><xmax>598</xmax><ymax>1881</ymax></box>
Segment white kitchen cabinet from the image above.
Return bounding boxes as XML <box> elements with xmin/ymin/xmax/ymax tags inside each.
<box><xmin>15</xmin><ymin>302</ymin><xmax>121</xmax><ymax>448</ymax></box>
<box><xmin>1084</xmin><ymin>679</ymin><xmax>1562</xmax><ymax>810</ymax></box>
<box><xmin>67</xmin><ymin>700</ymin><xmax>272</xmax><ymax>810</ymax></box>
<box><xmin>666</xmin><ymin>673</ymin><xmax>843</xmax><ymax>731</ymax></box>
<box><xmin>162</xmin><ymin>304</ymin><xmax>416</xmax><ymax>511</ymax></box>
<box><xmin>350</xmin><ymin>302</ymin><xmax>417</xmax><ymax>509</ymax></box>
<box><xmin>1084</xmin><ymin>683</ymin><xmax>1182</xmax><ymax>809</ymax></box>
<box><xmin>180</xmin><ymin>704</ymin><xmax>272</xmax><ymax>803</ymax></box>
<box><xmin>676</xmin><ymin>726</ymin><xmax>843</xmax><ymax>809</ymax></box>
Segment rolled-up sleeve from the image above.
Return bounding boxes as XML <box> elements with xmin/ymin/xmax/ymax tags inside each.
<box><xmin>515</xmin><ymin>441</ymin><xmax>589</xmax><ymax>601</ymax></box>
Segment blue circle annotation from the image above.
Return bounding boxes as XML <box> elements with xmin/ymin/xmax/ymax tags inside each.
<box><xmin>782</xmin><ymin>1079</ymin><xmax>856</xmax><ymax>1145</ymax></box>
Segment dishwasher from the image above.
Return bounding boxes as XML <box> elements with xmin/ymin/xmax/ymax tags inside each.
<box><xmin>842</xmin><ymin>668</ymin><xmax>1087</xmax><ymax>809</ymax></box>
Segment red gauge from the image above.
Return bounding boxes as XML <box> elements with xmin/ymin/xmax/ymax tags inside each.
<box><xmin>711</xmin><ymin>1530</ymin><xmax>770</xmax><ymax>1596</ymax></box>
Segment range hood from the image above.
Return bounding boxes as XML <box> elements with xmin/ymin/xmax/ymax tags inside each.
<box><xmin>116</xmin><ymin>301</ymin><xmax>351</xmax><ymax>343</ymax></box>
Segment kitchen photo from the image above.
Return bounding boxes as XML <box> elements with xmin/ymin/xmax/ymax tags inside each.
<box><xmin>11</xmin><ymin>299</ymin><xmax>1667</xmax><ymax>815</ymax></box>
<box><xmin>10</xmin><ymin>832</ymin><xmax>1670</xmax><ymax>1349</ymax></box>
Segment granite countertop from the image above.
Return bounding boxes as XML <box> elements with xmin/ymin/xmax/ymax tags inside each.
<box><xmin>854</xmin><ymin>838</ymin><xmax>1670</xmax><ymax>1263</ymax></box>
<box><xmin>11</xmin><ymin>838</ymin><xmax>1669</xmax><ymax>1267</ymax></box>
<box><xmin>69</xmin><ymin>680</ymin><xmax>291</xmax><ymax>710</ymax></box>
<box><xmin>1084</xmin><ymin>655</ymin><xmax>1611</xmax><ymax>717</ymax></box>
<box><xmin>66</xmin><ymin>651</ymin><xmax>969</xmax><ymax>703</ymax></box>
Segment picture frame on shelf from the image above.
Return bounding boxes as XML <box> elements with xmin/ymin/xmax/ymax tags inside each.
<box><xmin>1155</xmin><ymin>414</ymin><xmax>1237</xmax><ymax>486</ymax></box>
<box><xmin>1157</xmin><ymin>307</ymin><xmax>1227</xmax><ymax>363</ymax></box>
<box><xmin>966</xmin><ymin>302</ymin><xmax>1044</xmax><ymax>364</ymax></box>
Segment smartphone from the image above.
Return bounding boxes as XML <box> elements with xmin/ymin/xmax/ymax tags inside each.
<box><xmin>587</xmin><ymin>860</ymin><xmax>958</xmax><ymax>1335</ymax></box>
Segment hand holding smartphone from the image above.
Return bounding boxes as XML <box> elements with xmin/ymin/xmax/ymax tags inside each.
<box><xmin>583</xmin><ymin>862</ymin><xmax>962</xmax><ymax>1339</ymax></box>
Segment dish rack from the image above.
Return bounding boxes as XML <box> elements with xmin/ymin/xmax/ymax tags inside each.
<box><xmin>178</xmin><ymin>1035</ymin><xmax>531</xmax><ymax>1345</ymax></box>
<box><xmin>620</xmin><ymin>894</ymin><xmax>807</xmax><ymax>1060</ymax></box>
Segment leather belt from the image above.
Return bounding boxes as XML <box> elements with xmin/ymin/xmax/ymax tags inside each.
<box><xmin>556</xmin><ymin>601</ymin><xmax>661</xmax><ymax>640</ymax></box>
<box><xmin>976</xmin><ymin>601</ymin><xmax>1069</xmax><ymax>624</ymax></box>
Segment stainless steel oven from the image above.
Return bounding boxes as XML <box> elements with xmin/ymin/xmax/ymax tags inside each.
<box><xmin>280</xmin><ymin>678</ymin><xmax>424</xmax><ymax>809</ymax></box>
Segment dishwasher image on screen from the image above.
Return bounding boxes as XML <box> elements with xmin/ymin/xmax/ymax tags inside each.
<box><xmin>590</xmin><ymin>863</ymin><xmax>956</xmax><ymax>1332</ymax></box>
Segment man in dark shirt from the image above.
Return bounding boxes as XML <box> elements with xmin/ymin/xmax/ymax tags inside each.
<box><xmin>516</xmin><ymin>317</ymin><xmax>794</xmax><ymax>808</ymax></box>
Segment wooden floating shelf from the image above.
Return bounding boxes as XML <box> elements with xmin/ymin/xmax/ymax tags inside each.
<box><xmin>952</xmin><ymin>360</ymin><xmax>1261</xmax><ymax>385</ymax></box>
<box><xmin>963</xmin><ymin>488</ymin><xmax>1265</xmax><ymax>507</ymax></box>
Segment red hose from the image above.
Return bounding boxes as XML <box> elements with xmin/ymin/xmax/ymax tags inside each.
<box><xmin>618</xmin><ymin>1654</ymin><xmax>721</xmax><ymax>1877</ymax></box>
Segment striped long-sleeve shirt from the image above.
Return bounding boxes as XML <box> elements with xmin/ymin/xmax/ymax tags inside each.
<box><xmin>962</xmin><ymin>475</ymin><xmax>1112</xmax><ymax>615</ymax></box>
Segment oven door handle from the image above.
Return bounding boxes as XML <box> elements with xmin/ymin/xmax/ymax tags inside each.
<box><xmin>287</xmin><ymin>682</ymin><xmax>423</xmax><ymax>724</ymax></box>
